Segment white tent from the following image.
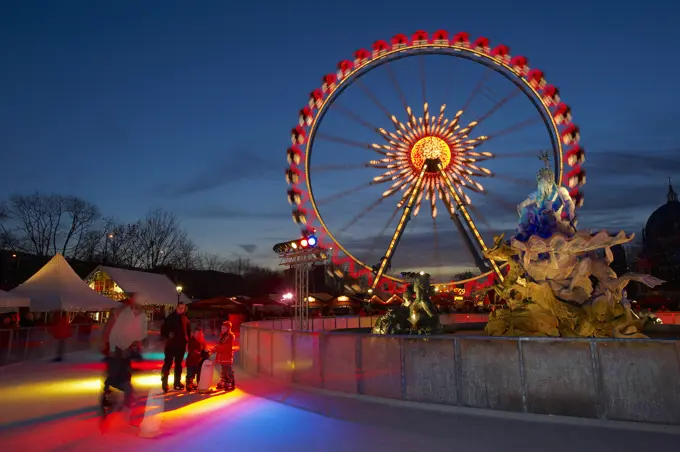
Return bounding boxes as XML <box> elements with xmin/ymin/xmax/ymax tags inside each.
<box><xmin>0</xmin><ymin>290</ymin><xmax>30</xmax><ymax>309</ymax></box>
<box><xmin>10</xmin><ymin>254</ymin><xmax>120</xmax><ymax>312</ymax></box>
<box><xmin>87</xmin><ymin>265</ymin><xmax>191</xmax><ymax>306</ymax></box>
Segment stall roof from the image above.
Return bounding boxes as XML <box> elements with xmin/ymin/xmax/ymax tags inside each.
<box><xmin>86</xmin><ymin>265</ymin><xmax>191</xmax><ymax>306</ymax></box>
<box><xmin>11</xmin><ymin>254</ymin><xmax>120</xmax><ymax>312</ymax></box>
<box><xmin>0</xmin><ymin>290</ymin><xmax>30</xmax><ymax>309</ymax></box>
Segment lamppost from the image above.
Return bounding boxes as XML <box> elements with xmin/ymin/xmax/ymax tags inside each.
<box><xmin>176</xmin><ymin>285</ymin><xmax>183</xmax><ymax>304</ymax></box>
<box><xmin>103</xmin><ymin>233</ymin><xmax>113</xmax><ymax>265</ymax></box>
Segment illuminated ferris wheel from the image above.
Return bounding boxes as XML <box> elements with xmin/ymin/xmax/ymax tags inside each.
<box><xmin>285</xmin><ymin>30</ymin><xmax>586</xmax><ymax>293</ymax></box>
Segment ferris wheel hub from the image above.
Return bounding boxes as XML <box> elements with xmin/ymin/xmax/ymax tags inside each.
<box><xmin>410</xmin><ymin>136</ymin><xmax>451</xmax><ymax>171</ymax></box>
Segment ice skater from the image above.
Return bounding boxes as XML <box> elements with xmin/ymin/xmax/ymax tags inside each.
<box><xmin>160</xmin><ymin>302</ymin><xmax>191</xmax><ymax>392</ymax></box>
<box><xmin>100</xmin><ymin>293</ymin><xmax>148</xmax><ymax>428</ymax></box>
<box><xmin>212</xmin><ymin>321</ymin><xmax>235</xmax><ymax>390</ymax></box>
<box><xmin>185</xmin><ymin>327</ymin><xmax>206</xmax><ymax>391</ymax></box>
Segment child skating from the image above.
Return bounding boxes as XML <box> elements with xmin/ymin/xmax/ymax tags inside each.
<box><xmin>211</xmin><ymin>321</ymin><xmax>236</xmax><ymax>390</ymax></box>
<box><xmin>185</xmin><ymin>327</ymin><xmax>207</xmax><ymax>391</ymax></box>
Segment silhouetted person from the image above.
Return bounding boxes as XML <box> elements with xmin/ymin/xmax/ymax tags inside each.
<box><xmin>50</xmin><ymin>311</ymin><xmax>72</xmax><ymax>362</ymax></box>
<box><xmin>21</xmin><ymin>312</ymin><xmax>36</xmax><ymax>328</ymax></box>
<box><xmin>160</xmin><ymin>302</ymin><xmax>191</xmax><ymax>392</ymax></box>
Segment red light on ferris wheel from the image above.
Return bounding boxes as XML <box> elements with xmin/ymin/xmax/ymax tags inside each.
<box><xmin>300</xmin><ymin>239</ymin><xmax>309</xmax><ymax>248</ymax></box>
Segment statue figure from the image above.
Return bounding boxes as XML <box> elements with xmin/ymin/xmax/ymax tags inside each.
<box><xmin>371</xmin><ymin>286</ymin><xmax>411</xmax><ymax>335</ymax></box>
<box><xmin>516</xmin><ymin>152</ymin><xmax>577</xmax><ymax>241</ymax></box>
<box><xmin>409</xmin><ymin>273</ymin><xmax>443</xmax><ymax>335</ymax></box>
<box><xmin>371</xmin><ymin>274</ymin><xmax>442</xmax><ymax>335</ymax></box>
<box><xmin>482</xmin><ymin>155</ymin><xmax>665</xmax><ymax>338</ymax></box>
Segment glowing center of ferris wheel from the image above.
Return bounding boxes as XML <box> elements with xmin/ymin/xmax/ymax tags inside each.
<box><xmin>410</xmin><ymin>136</ymin><xmax>451</xmax><ymax>170</ymax></box>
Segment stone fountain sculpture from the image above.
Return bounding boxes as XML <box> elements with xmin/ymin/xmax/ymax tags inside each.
<box><xmin>484</xmin><ymin>154</ymin><xmax>664</xmax><ymax>338</ymax></box>
<box><xmin>372</xmin><ymin>272</ymin><xmax>443</xmax><ymax>335</ymax></box>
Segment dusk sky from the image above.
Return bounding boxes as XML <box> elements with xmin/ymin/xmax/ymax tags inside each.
<box><xmin>1</xmin><ymin>1</ymin><xmax>679</xmax><ymax>279</ymax></box>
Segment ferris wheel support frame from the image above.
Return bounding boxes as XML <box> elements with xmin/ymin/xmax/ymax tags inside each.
<box><xmin>370</xmin><ymin>159</ymin><xmax>504</xmax><ymax>290</ymax></box>
<box><xmin>446</xmin><ymin>201</ymin><xmax>488</xmax><ymax>274</ymax></box>
<box><xmin>437</xmin><ymin>161</ymin><xmax>504</xmax><ymax>281</ymax></box>
<box><xmin>371</xmin><ymin>163</ymin><xmax>429</xmax><ymax>289</ymax></box>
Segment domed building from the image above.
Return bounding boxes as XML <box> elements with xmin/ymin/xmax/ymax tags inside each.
<box><xmin>635</xmin><ymin>180</ymin><xmax>680</xmax><ymax>307</ymax></box>
<box><xmin>642</xmin><ymin>181</ymin><xmax>680</xmax><ymax>280</ymax></box>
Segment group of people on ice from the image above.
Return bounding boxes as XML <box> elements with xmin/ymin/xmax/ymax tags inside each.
<box><xmin>160</xmin><ymin>301</ymin><xmax>235</xmax><ymax>392</ymax></box>
<box><xmin>98</xmin><ymin>295</ymin><xmax>235</xmax><ymax>426</ymax></box>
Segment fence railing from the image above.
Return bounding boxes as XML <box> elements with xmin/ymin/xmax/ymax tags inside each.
<box><xmin>242</xmin><ymin>313</ymin><xmax>490</xmax><ymax>332</ymax></box>
<box><xmin>0</xmin><ymin>318</ymin><xmax>235</xmax><ymax>367</ymax></box>
<box><xmin>0</xmin><ymin>324</ymin><xmax>102</xmax><ymax>366</ymax></box>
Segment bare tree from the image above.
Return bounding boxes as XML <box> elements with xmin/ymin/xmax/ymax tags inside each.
<box><xmin>0</xmin><ymin>201</ymin><xmax>17</xmax><ymax>250</ymax></box>
<box><xmin>244</xmin><ymin>265</ymin><xmax>283</xmax><ymax>296</ymax></box>
<box><xmin>197</xmin><ymin>252</ymin><xmax>226</xmax><ymax>271</ymax></box>
<box><xmin>172</xmin><ymin>236</ymin><xmax>198</xmax><ymax>271</ymax></box>
<box><xmin>103</xmin><ymin>219</ymin><xmax>144</xmax><ymax>267</ymax></box>
<box><xmin>221</xmin><ymin>257</ymin><xmax>253</xmax><ymax>276</ymax></box>
<box><xmin>71</xmin><ymin>229</ymin><xmax>104</xmax><ymax>262</ymax></box>
<box><xmin>59</xmin><ymin>196</ymin><xmax>100</xmax><ymax>255</ymax></box>
<box><xmin>137</xmin><ymin>208</ymin><xmax>184</xmax><ymax>269</ymax></box>
<box><xmin>1</xmin><ymin>193</ymin><xmax>100</xmax><ymax>257</ymax></box>
<box><xmin>5</xmin><ymin>193</ymin><xmax>62</xmax><ymax>256</ymax></box>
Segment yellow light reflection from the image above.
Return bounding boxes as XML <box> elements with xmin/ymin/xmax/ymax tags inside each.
<box><xmin>162</xmin><ymin>389</ymin><xmax>246</xmax><ymax>421</ymax></box>
<box><xmin>4</xmin><ymin>372</ymin><xmax>163</xmax><ymax>402</ymax></box>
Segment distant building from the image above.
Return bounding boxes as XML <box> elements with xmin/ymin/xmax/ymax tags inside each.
<box><xmin>642</xmin><ymin>180</ymin><xmax>680</xmax><ymax>282</ymax></box>
<box><xmin>634</xmin><ymin>180</ymin><xmax>680</xmax><ymax>307</ymax></box>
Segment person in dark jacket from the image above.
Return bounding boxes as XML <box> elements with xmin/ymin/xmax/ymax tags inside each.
<box><xmin>160</xmin><ymin>302</ymin><xmax>191</xmax><ymax>392</ymax></box>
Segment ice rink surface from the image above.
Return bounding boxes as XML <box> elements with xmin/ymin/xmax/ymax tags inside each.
<box><xmin>1</xmin><ymin>350</ymin><xmax>678</xmax><ymax>452</ymax></box>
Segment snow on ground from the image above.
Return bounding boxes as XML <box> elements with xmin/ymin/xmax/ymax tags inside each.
<box><xmin>0</xmin><ymin>350</ymin><xmax>679</xmax><ymax>452</ymax></box>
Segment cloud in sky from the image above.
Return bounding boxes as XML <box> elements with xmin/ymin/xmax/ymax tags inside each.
<box><xmin>239</xmin><ymin>244</ymin><xmax>257</xmax><ymax>254</ymax></box>
<box><xmin>178</xmin><ymin>205</ymin><xmax>285</xmax><ymax>220</ymax></box>
<box><xmin>159</xmin><ymin>147</ymin><xmax>280</xmax><ymax>198</ymax></box>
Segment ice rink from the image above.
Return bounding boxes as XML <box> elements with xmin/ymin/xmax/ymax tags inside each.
<box><xmin>1</xmin><ymin>350</ymin><xmax>678</xmax><ymax>452</ymax></box>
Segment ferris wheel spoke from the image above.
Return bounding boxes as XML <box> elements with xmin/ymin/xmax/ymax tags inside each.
<box><xmin>485</xmin><ymin>116</ymin><xmax>543</xmax><ymax>141</ymax></box>
<box><xmin>385</xmin><ymin>65</ymin><xmax>409</xmax><ymax>109</ymax></box>
<box><xmin>316</xmin><ymin>133</ymin><xmax>374</xmax><ymax>152</ymax></box>
<box><xmin>467</xmin><ymin>204</ymin><xmax>500</xmax><ymax>238</ymax></box>
<box><xmin>355</xmin><ymin>79</ymin><xmax>392</xmax><ymax>118</ymax></box>
<box><xmin>316</xmin><ymin>182</ymin><xmax>374</xmax><ymax>205</ymax></box>
<box><xmin>475</xmin><ymin>86</ymin><xmax>522</xmax><ymax>124</ymax></box>
<box><xmin>332</xmin><ymin>103</ymin><xmax>381</xmax><ymax>132</ymax></box>
<box><xmin>365</xmin><ymin>207</ymin><xmax>401</xmax><ymax>266</ymax></box>
<box><xmin>461</xmin><ymin>68</ymin><xmax>492</xmax><ymax>113</ymax></box>
<box><xmin>313</xmin><ymin>163</ymin><xmax>372</xmax><ymax>172</ymax></box>
<box><xmin>432</xmin><ymin>214</ymin><xmax>441</xmax><ymax>270</ymax></box>
<box><xmin>480</xmin><ymin>191</ymin><xmax>520</xmax><ymax>213</ymax></box>
<box><xmin>494</xmin><ymin>149</ymin><xmax>549</xmax><ymax>159</ymax></box>
<box><xmin>419</xmin><ymin>56</ymin><xmax>427</xmax><ymax>105</ymax></box>
<box><xmin>490</xmin><ymin>173</ymin><xmax>535</xmax><ymax>188</ymax></box>
<box><xmin>338</xmin><ymin>196</ymin><xmax>387</xmax><ymax>235</ymax></box>
<box><xmin>439</xmin><ymin>194</ymin><xmax>486</xmax><ymax>273</ymax></box>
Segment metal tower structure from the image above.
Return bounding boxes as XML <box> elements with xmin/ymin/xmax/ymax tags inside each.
<box><xmin>276</xmin><ymin>245</ymin><xmax>329</xmax><ymax>330</ymax></box>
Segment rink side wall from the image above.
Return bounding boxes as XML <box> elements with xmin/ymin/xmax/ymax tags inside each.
<box><xmin>240</xmin><ymin>316</ymin><xmax>680</xmax><ymax>425</ymax></box>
